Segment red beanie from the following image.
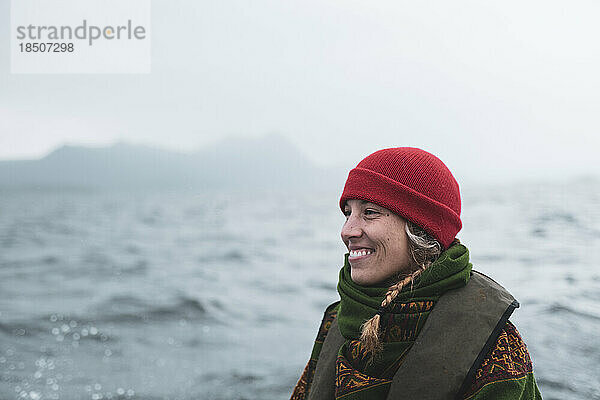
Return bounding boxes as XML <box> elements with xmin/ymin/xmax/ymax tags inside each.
<box><xmin>339</xmin><ymin>147</ymin><xmax>462</xmax><ymax>249</ymax></box>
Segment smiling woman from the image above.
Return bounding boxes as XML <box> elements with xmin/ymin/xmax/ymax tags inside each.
<box><xmin>290</xmin><ymin>148</ymin><xmax>542</xmax><ymax>400</ymax></box>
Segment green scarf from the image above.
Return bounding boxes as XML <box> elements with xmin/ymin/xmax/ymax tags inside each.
<box><xmin>334</xmin><ymin>243</ymin><xmax>472</xmax><ymax>395</ymax></box>
<box><xmin>337</xmin><ymin>243</ymin><xmax>472</xmax><ymax>340</ymax></box>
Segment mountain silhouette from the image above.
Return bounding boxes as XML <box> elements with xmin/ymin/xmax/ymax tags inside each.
<box><xmin>0</xmin><ymin>134</ymin><xmax>341</xmax><ymax>190</ymax></box>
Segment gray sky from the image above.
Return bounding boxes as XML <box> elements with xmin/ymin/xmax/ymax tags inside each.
<box><xmin>1</xmin><ymin>0</ymin><xmax>599</xmax><ymax>182</ymax></box>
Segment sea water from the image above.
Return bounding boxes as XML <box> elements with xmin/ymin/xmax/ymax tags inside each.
<box><xmin>0</xmin><ymin>179</ymin><xmax>598</xmax><ymax>400</ymax></box>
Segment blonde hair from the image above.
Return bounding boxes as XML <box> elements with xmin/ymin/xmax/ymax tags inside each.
<box><xmin>359</xmin><ymin>221</ymin><xmax>445</xmax><ymax>357</ymax></box>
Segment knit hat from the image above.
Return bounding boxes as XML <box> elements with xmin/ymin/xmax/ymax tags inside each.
<box><xmin>339</xmin><ymin>147</ymin><xmax>462</xmax><ymax>249</ymax></box>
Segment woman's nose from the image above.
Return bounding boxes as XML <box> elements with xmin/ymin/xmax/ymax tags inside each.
<box><xmin>341</xmin><ymin>215</ymin><xmax>363</xmax><ymax>242</ymax></box>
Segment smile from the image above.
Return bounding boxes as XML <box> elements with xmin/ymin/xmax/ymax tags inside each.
<box><xmin>348</xmin><ymin>248</ymin><xmax>374</xmax><ymax>260</ymax></box>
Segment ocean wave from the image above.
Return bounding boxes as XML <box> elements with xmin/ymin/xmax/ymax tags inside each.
<box><xmin>307</xmin><ymin>280</ymin><xmax>336</xmax><ymax>291</ymax></box>
<box><xmin>197</xmin><ymin>249</ymin><xmax>247</xmax><ymax>264</ymax></box>
<box><xmin>0</xmin><ymin>316</ymin><xmax>118</xmax><ymax>344</ymax></box>
<box><xmin>93</xmin><ymin>295</ymin><xmax>208</xmax><ymax>324</ymax></box>
<box><xmin>547</xmin><ymin>304</ymin><xmax>600</xmax><ymax>322</ymax></box>
<box><xmin>534</xmin><ymin>211</ymin><xmax>578</xmax><ymax>225</ymax></box>
<box><xmin>0</xmin><ymin>321</ymin><xmax>48</xmax><ymax>337</ymax></box>
<box><xmin>535</xmin><ymin>377</ymin><xmax>577</xmax><ymax>392</ymax></box>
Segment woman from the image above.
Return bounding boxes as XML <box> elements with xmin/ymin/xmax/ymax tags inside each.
<box><xmin>290</xmin><ymin>148</ymin><xmax>542</xmax><ymax>400</ymax></box>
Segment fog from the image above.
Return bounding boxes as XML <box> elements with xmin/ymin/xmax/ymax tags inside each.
<box><xmin>1</xmin><ymin>0</ymin><xmax>599</xmax><ymax>183</ymax></box>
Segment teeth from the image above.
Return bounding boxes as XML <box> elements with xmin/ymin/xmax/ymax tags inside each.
<box><xmin>350</xmin><ymin>249</ymin><xmax>373</xmax><ymax>257</ymax></box>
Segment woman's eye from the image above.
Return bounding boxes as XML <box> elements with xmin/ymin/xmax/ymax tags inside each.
<box><xmin>343</xmin><ymin>210</ymin><xmax>351</xmax><ymax>217</ymax></box>
<box><xmin>364</xmin><ymin>209</ymin><xmax>379</xmax><ymax>216</ymax></box>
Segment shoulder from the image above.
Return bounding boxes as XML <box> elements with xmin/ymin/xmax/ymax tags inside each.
<box><xmin>463</xmin><ymin>320</ymin><xmax>537</xmax><ymax>399</ymax></box>
<box><xmin>289</xmin><ymin>302</ymin><xmax>340</xmax><ymax>400</ymax></box>
<box><xmin>307</xmin><ymin>301</ymin><xmax>340</xmax><ymax>374</ymax></box>
<box><xmin>314</xmin><ymin>301</ymin><xmax>340</xmax><ymax>344</ymax></box>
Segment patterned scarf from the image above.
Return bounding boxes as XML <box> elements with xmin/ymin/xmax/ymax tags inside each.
<box><xmin>333</xmin><ymin>243</ymin><xmax>472</xmax><ymax>399</ymax></box>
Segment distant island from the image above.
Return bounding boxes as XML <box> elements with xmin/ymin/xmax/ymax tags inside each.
<box><xmin>0</xmin><ymin>134</ymin><xmax>343</xmax><ymax>190</ymax></box>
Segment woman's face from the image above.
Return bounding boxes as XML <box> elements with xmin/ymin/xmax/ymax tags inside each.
<box><xmin>341</xmin><ymin>199</ymin><xmax>412</xmax><ymax>286</ymax></box>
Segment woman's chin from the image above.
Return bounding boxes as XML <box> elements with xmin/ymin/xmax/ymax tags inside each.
<box><xmin>351</xmin><ymin>268</ymin><xmax>398</xmax><ymax>287</ymax></box>
<box><xmin>350</xmin><ymin>271</ymin><xmax>376</xmax><ymax>286</ymax></box>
